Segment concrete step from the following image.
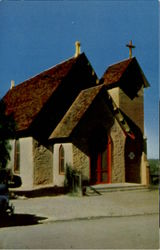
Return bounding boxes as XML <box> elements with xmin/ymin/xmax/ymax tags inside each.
<box><xmin>85</xmin><ymin>183</ymin><xmax>148</xmax><ymax>195</ymax></box>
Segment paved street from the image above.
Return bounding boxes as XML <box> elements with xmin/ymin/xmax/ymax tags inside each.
<box><xmin>0</xmin><ymin>214</ymin><xmax>159</xmax><ymax>249</ymax></box>
<box><xmin>0</xmin><ymin>189</ymin><xmax>159</xmax><ymax>249</ymax></box>
<box><xmin>9</xmin><ymin>188</ymin><xmax>159</xmax><ymax>221</ymax></box>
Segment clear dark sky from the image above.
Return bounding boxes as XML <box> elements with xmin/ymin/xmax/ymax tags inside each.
<box><xmin>0</xmin><ymin>0</ymin><xmax>159</xmax><ymax>158</ymax></box>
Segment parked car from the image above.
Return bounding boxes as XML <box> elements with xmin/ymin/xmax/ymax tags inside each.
<box><xmin>0</xmin><ymin>184</ymin><xmax>14</xmax><ymax>216</ymax></box>
<box><xmin>0</xmin><ymin>168</ymin><xmax>22</xmax><ymax>188</ymax></box>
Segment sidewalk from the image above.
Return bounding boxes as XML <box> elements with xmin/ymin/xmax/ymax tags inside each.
<box><xmin>10</xmin><ymin>182</ymin><xmax>148</xmax><ymax>197</ymax></box>
<box><xmin>11</xmin><ymin>189</ymin><xmax>159</xmax><ymax>223</ymax></box>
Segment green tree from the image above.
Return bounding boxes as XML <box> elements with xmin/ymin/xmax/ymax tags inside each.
<box><xmin>149</xmin><ymin>159</ymin><xmax>159</xmax><ymax>175</ymax></box>
<box><xmin>0</xmin><ymin>99</ymin><xmax>15</xmax><ymax>169</ymax></box>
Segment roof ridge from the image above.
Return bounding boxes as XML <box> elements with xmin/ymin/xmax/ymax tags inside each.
<box><xmin>107</xmin><ymin>57</ymin><xmax>135</xmax><ymax>69</ymax></box>
<box><xmin>7</xmin><ymin>54</ymin><xmax>82</xmax><ymax>92</ymax></box>
<box><xmin>80</xmin><ymin>83</ymin><xmax>103</xmax><ymax>93</ymax></box>
<box><xmin>3</xmin><ymin>53</ymin><xmax>85</xmax><ymax>132</ymax></box>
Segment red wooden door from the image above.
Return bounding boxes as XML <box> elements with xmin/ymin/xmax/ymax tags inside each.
<box><xmin>90</xmin><ymin>137</ymin><xmax>111</xmax><ymax>184</ymax></box>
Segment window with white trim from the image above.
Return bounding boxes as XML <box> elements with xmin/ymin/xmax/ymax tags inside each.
<box><xmin>14</xmin><ymin>139</ymin><xmax>20</xmax><ymax>173</ymax></box>
<box><xmin>59</xmin><ymin>145</ymin><xmax>65</xmax><ymax>174</ymax></box>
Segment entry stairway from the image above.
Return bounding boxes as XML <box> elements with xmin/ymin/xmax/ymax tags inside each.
<box><xmin>85</xmin><ymin>183</ymin><xmax>148</xmax><ymax>195</ymax></box>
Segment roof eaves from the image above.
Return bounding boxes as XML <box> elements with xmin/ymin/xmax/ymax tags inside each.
<box><xmin>133</xmin><ymin>58</ymin><xmax>150</xmax><ymax>88</ymax></box>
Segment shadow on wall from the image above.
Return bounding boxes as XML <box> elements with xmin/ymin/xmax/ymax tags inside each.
<box><xmin>71</xmin><ymin>90</ymin><xmax>114</xmax><ymax>156</ymax></box>
<box><xmin>0</xmin><ymin>213</ymin><xmax>47</xmax><ymax>228</ymax></box>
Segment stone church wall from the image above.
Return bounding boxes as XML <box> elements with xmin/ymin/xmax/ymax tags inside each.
<box><xmin>72</xmin><ymin>144</ymin><xmax>90</xmax><ymax>181</ymax></box>
<box><xmin>110</xmin><ymin>120</ymin><xmax>126</xmax><ymax>183</ymax></box>
<box><xmin>109</xmin><ymin>87</ymin><xmax>144</xmax><ymax>133</ymax></box>
<box><xmin>108</xmin><ymin>87</ymin><xmax>120</xmax><ymax>107</ymax></box>
<box><xmin>119</xmin><ymin>88</ymin><xmax>144</xmax><ymax>133</ymax></box>
<box><xmin>33</xmin><ymin>139</ymin><xmax>53</xmax><ymax>186</ymax></box>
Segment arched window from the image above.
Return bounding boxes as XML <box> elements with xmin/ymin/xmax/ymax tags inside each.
<box><xmin>59</xmin><ymin>145</ymin><xmax>65</xmax><ymax>174</ymax></box>
<box><xmin>14</xmin><ymin>139</ymin><xmax>20</xmax><ymax>173</ymax></box>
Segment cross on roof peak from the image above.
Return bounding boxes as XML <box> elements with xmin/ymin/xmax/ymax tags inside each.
<box><xmin>126</xmin><ymin>40</ymin><xmax>136</xmax><ymax>59</ymax></box>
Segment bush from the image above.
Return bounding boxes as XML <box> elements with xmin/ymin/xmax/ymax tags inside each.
<box><xmin>0</xmin><ymin>100</ymin><xmax>15</xmax><ymax>182</ymax></box>
<box><xmin>64</xmin><ymin>164</ymin><xmax>82</xmax><ymax>195</ymax></box>
<box><xmin>149</xmin><ymin>159</ymin><xmax>159</xmax><ymax>175</ymax></box>
<box><xmin>148</xmin><ymin>159</ymin><xmax>159</xmax><ymax>185</ymax></box>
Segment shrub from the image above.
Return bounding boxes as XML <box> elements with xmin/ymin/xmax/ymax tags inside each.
<box><xmin>64</xmin><ymin>164</ymin><xmax>82</xmax><ymax>195</ymax></box>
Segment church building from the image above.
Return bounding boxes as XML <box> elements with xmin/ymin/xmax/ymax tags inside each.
<box><xmin>3</xmin><ymin>41</ymin><xmax>150</xmax><ymax>191</ymax></box>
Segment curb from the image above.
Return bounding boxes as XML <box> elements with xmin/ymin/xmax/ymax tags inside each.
<box><xmin>40</xmin><ymin>212</ymin><xmax>159</xmax><ymax>224</ymax></box>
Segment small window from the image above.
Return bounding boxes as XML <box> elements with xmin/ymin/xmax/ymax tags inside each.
<box><xmin>59</xmin><ymin>145</ymin><xmax>65</xmax><ymax>174</ymax></box>
<box><xmin>14</xmin><ymin>139</ymin><xmax>20</xmax><ymax>173</ymax></box>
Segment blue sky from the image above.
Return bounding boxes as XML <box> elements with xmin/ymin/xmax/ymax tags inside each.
<box><xmin>0</xmin><ymin>0</ymin><xmax>159</xmax><ymax>158</ymax></box>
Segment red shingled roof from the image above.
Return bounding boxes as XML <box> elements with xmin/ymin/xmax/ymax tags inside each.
<box><xmin>3</xmin><ymin>56</ymin><xmax>79</xmax><ymax>132</ymax></box>
<box><xmin>101</xmin><ymin>57</ymin><xmax>149</xmax><ymax>99</ymax></box>
<box><xmin>102</xmin><ymin>58</ymin><xmax>133</xmax><ymax>86</ymax></box>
